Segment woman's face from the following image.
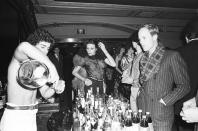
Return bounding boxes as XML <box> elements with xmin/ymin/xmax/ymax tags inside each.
<box><xmin>126</xmin><ymin>47</ymin><xmax>133</xmax><ymax>56</ymax></box>
<box><xmin>119</xmin><ymin>48</ymin><xmax>125</xmax><ymax>55</ymax></box>
<box><xmin>86</xmin><ymin>43</ymin><xmax>97</xmax><ymax>56</ymax></box>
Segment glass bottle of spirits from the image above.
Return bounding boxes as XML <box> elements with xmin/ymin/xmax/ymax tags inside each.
<box><xmin>138</xmin><ymin>109</ymin><xmax>143</xmax><ymax>121</ymax></box>
<box><xmin>0</xmin><ymin>80</ymin><xmax>3</xmax><ymax>109</ymax></box>
<box><xmin>95</xmin><ymin>87</ymin><xmax>100</xmax><ymax>111</ymax></box>
<box><xmin>124</xmin><ymin>109</ymin><xmax>132</xmax><ymax>131</ymax></box>
<box><xmin>125</xmin><ymin>110</ymin><xmax>132</xmax><ymax>127</ymax></box>
<box><xmin>140</xmin><ymin>115</ymin><xmax>149</xmax><ymax>131</ymax></box>
<box><xmin>0</xmin><ymin>80</ymin><xmax>6</xmax><ymax>109</ymax></box>
<box><xmin>103</xmin><ymin>109</ymin><xmax>112</xmax><ymax>131</ymax></box>
<box><xmin>146</xmin><ymin>112</ymin><xmax>154</xmax><ymax>131</ymax></box>
<box><xmin>89</xmin><ymin>88</ymin><xmax>95</xmax><ymax>107</ymax></box>
<box><xmin>90</xmin><ymin>107</ymin><xmax>98</xmax><ymax>130</ymax></box>
<box><xmin>132</xmin><ymin>112</ymin><xmax>140</xmax><ymax>131</ymax></box>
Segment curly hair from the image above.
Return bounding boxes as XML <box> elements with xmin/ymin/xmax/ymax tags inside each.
<box><xmin>26</xmin><ymin>28</ymin><xmax>55</xmax><ymax>48</ymax></box>
<box><xmin>77</xmin><ymin>39</ymin><xmax>105</xmax><ymax>60</ymax></box>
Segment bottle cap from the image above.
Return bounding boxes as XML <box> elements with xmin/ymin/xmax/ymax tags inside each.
<box><xmin>146</xmin><ymin>112</ymin><xmax>150</xmax><ymax>115</ymax></box>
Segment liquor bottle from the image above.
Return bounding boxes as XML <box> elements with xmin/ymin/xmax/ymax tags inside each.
<box><xmin>90</xmin><ymin>108</ymin><xmax>98</xmax><ymax>130</ymax></box>
<box><xmin>90</xmin><ymin>88</ymin><xmax>95</xmax><ymax>107</ymax></box>
<box><xmin>138</xmin><ymin>109</ymin><xmax>143</xmax><ymax>121</ymax></box>
<box><xmin>97</xmin><ymin>110</ymin><xmax>104</xmax><ymax>131</ymax></box>
<box><xmin>0</xmin><ymin>81</ymin><xmax>5</xmax><ymax>109</ymax></box>
<box><xmin>86</xmin><ymin>89</ymin><xmax>90</xmax><ymax>103</ymax></box>
<box><xmin>84</xmin><ymin>114</ymin><xmax>91</xmax><ymax>130</ymax></box>
<box><xmin>140</xmin><ymin>115</ymin><xmax>149</xmax><ymax>131</ymax></box>
<box><xmin>146</xmin><ymin>112</ymin><xmax>154</xmax><ymax>131</ymax></box>
<box><xmin>111</xmin><ymin>111</ymin><xmax>122</xmax><ymax>131</ymax></box>
<box><xmin>94</xmin><ymin>87</ymin><xmax>100</xmax><ymax>110</ymax></box>
<box><xmin>103</xmin><ymin>109</ymin><xmax>112</xmax><ymax>131</ymax></box>
<box><xmin>124</xmin><ymin>109</ymin><xmax>133</xmax><ymax>131</ymax></box>
<box><xmin>132</xmin><ymin>112</ymin><xmax>140</xmax><ymax>131</ymax></box>
<box><xmin>72</xmin><ymin>107</ymin><xmax>81</xmax><ymax>131</ymax></box>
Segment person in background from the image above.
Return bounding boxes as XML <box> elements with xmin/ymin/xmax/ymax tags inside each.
<box><xmin>105</xmin><ymin>66</ymin><xmax>114</xmax><ymax>96</ymax></box>
<box><xmin>72</xmin><ymin>40</ymin><xmax>116</xmax><ymax>97</ymax></box>
<box><xmin>179</xmin><ymin>17</ymin><xmax>198</xmax><ymax>131</ymax></box>
<box><xmin>128</xmin><ymin>31</ymin><xmax>144</xmax><ymax>112</ymax></box>
<box><xmin>0</xmin><ymin>28</ymin><xmax>65</xmax><ymax>131</ymax></box>
<box><xmin>48</xmin><ymin>47</ymin><xmax>64</xmax><ymax>104</ymax></box>
<box><xmin>115</xmin><ymin>47</ymin><xmax>125</xmax><ymax>75</ymax></box>
<box><xmin>137</xmin><ymin>23</ymin><xmax>190</xmax><ymax>131</ymax></box>
<box><xmin>48</xmin><ymin>47</ymin><xmax>64</xmax><ymax>80</ymax></box>
<box><xmin>119</xmin><ymin>45</ymin><xmax>134</xmax><ymax>100</ymax></box>
<box><xmin>113</xmin><ymin>46</ymin><xmax>125</xmax><ymax>97</ymax></box>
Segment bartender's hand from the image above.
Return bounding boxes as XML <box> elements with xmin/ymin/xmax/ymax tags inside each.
<box><xmin>54</xmin><ymin>80</ymin><xmax>65</xmax><ymax>94</ymax></box>
<box><xmin>180</xmin><ymin>107</ymin><xmax>198</xmax><ymax>123</ymax></box>
<box><xmin>182</xmin><ymin>97</ymin><xmax>196</xmax><ymax>110</ymax></box>
<box><xmin>85</xmin><ymin>78</ymin><xmax>92</xmax><ymax>86</ymax></box>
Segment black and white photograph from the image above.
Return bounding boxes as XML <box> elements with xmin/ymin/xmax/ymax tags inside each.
<box><xmin>0</xmin><ymin>0</ymin><xmax>198</xmax><ymax>131</ymax></box>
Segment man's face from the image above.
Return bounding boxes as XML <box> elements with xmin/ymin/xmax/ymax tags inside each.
<box><xmin>35</xmin><ymin>41</ymin><xmax>51</xmax><ymax>55</ymax></box>
<box><xmin>138</xmin><ymin>27</ymin><xmax>156</xmax><ymax>52</ymax></box>
<box><xmin>86</xmin><ymin>43</ymin><xmax>97</xmax><ymax>56</ymax></box>
<box><xmin>54</xmin><ymin>48</ymin><xmax>60</xmax><ymax>54</ymax></box>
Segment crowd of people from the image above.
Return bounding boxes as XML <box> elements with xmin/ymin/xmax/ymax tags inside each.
<box><xmin>0</xmin><ymin>16</ymin><xmax>198</xmax><ymax>131</ymax></box>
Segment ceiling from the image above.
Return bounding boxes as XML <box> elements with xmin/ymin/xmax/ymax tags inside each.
<box><xmin>32</xmin><ymin>0</ymin><xmax>198</xmax><ymax>20</ymax></box>
<box><xmin>55</xmin><ymin>0</ymin><xmax>198</xmax><ymax>9</ymax></box>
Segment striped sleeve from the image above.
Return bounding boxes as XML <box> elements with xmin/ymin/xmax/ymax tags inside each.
<box><xmin>162</xmin><ymin>52</ymin><xmax>190</xmax><ymax>106</ymax></box>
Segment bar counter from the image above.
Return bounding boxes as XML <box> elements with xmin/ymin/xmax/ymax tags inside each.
<box><xmin>37</xmin><ymin>103</ymin><xmax>72</xmax><ymax>131</ymax></box>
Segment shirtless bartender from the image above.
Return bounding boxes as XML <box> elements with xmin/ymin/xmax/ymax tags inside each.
<box><xmin>0</xmin><ymin>28</ymin><xmax>65</xmax><ymax>131</ymax></box>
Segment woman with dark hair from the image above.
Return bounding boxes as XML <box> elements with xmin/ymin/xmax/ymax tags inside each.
<box><xmin>72</xmin><ymin>40</ymin><xmax>116</xmax><ymax>96</ymax></box>
<box><xmin>129</xmin><ymin>31</ymin><xmax>143</xmax><ymax>112</ymax></box>
<box><xmin>118</xmin><ymin>44</ymin><xmax>134</xmax><ymax>100</ymax></box>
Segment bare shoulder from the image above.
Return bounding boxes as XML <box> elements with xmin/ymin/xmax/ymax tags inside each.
<box><xmin>16</xmin><ymin>42</ymin><xmax>31</xmax><ymax>51</ymax></box>
<box><xmin>14</xmin><ymin>42</ymin><xmax>30</xmax><ymax>62</ymax></box>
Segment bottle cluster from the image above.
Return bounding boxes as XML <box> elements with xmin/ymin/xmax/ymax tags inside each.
<box><xmin>72</xmin><ymin>87</ymin><xmax>154</xmax><ymax>131</ymax></box>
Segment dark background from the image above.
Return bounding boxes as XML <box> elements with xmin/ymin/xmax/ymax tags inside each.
<box><xmin>0</xmin><ymin>0</ymin><xmax>19</xmax><ymax>81</ymax></box>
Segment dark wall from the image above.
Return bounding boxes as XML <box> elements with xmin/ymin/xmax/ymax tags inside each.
<box><xmin>0</xmin><ymin>0</ymin><xmax>19</xmax><ymax>80</ymax></box>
